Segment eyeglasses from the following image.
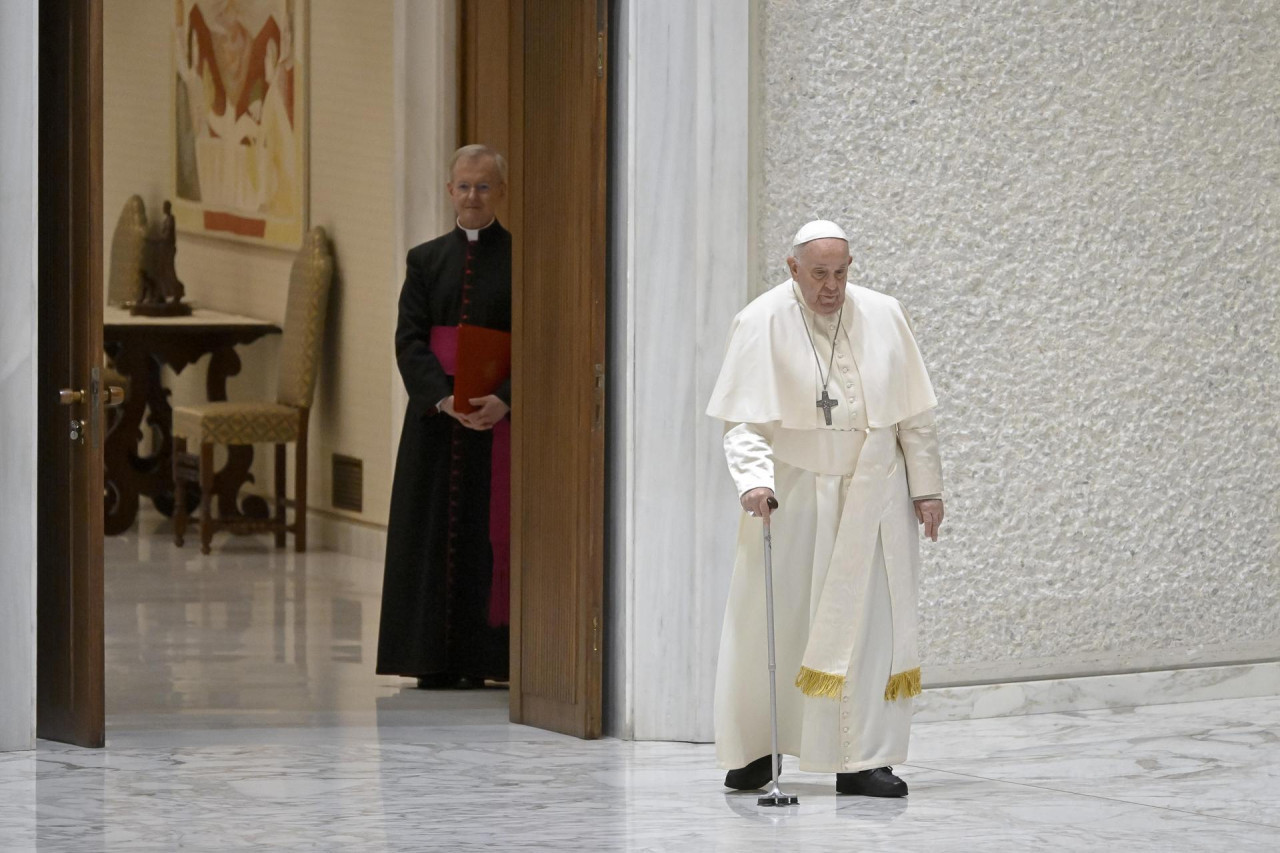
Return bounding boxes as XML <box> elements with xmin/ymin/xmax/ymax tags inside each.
<box><xmin>453</xmin><ymin>182</ymin><xmax>494</xmax><ymax>196</ymax></box>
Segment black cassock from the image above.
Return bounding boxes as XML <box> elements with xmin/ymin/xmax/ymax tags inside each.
<box><xmin>377</xmin><ymin>222</ymin><xmax>511</xmax><ymax>680</ymax></box>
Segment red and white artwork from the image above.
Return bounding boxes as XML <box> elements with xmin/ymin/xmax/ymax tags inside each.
<box><xmin>172</xmin><ymin>0</ymin><xmax>307</xmax><ymax>248</ymax></box>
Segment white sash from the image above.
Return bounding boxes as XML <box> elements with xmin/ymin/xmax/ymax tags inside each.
<box><xmin>795</xmin><ymin>428</ymin><xmax>921</xmax><ymax>702</ymax></box>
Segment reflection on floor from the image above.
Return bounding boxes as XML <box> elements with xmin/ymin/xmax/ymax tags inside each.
<box><xmin>103</xmin><ymin>510</ymin><xmax>439</xmax><ymax>733</ymax></box>
<box><xmin>1</xmin><ymin>514</ymin><xmax>1278</xmax><ymax>850</ymax></box>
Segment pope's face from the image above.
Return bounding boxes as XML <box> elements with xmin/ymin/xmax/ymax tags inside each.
<box><xmin>448</xmin><ymin>156</ymin><xmax>507</xmax><ymax>230</ymax></box>
<box><xmin>787</xmin><ymin>238</ymin><xmax>851</xmax><ymax>315</ymax></box>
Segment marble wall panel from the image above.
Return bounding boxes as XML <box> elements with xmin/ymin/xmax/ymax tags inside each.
<box><xmin>0</xmin><ymin>0</ymin><xmax>38</xmax><ymax>752</ymax></box>
<box><xmin>611</xmin><ymin>0</ymin><xmax>752</xmax><ymax>741</ymax></box>
<box><xmin>390</xmin><ymin>0</ymin><xmax>457</xmax><ymax>452</ymax></box>
<box><xmin>758</xmin><ymin>0</ymin><xmax>1280</xmax><ymax>680</ymax></box>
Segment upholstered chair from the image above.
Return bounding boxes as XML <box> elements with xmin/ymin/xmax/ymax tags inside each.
<box><xmin>171</xmin><ymin>226</ymin><xmax>334</xmax><ymax>554</ymax></box>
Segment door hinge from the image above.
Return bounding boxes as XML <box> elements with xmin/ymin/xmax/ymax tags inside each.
<box><xmin>593</xmin><ymin>363</ymin><xmax>605</xmax><ymax>431</ymax></box>
<box><xmin>591</xmin><ymin>612</ymin><xmax>601</xmax><ymax>655</ymax></box>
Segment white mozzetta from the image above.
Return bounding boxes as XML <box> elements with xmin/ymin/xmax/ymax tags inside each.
<box><xmin>759</xmin><ymin>0</ymin><xmax>1280</xmax><ymax>680</ymax></box>
<box><xmin>0</xmin><ymin>0</ymin><xmax>37</xmax><ymax>752</ymax></box>
<box><xmin>611</xmin><ymin>0</ymin><xmax>753</xmax><ymax>741</ymax></box>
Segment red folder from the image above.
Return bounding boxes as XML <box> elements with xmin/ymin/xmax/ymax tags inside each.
<box><xmin>453</xmin><ymin>323</ymin><xmax>512</xmax><ymax>414</ymax></box>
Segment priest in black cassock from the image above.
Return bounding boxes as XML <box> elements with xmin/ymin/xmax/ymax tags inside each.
<box><xmin>377</xmin><ymin>145</ymin><xmax>513</xmax><ymax>689</ymax></box>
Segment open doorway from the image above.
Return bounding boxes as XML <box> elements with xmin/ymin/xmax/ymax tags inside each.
<box><xmin>38</xmin><ymin>0</ymin><xmax>608</xmax><ymax>746</ymax></box>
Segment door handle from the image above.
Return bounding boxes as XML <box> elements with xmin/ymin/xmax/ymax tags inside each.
<box><xmin>61</xmin><ymin>386</ymin><xmax>123</xmax><ymax>407</ymax></box>
<box><xmin>59</xmin><ymin>368</ymin><xmax>107</xmax><ymax>448</ymax></box>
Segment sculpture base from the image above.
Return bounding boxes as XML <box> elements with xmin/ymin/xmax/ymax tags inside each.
<box><xmin>129</xmin><ymin>300</ymin><xmax>192</xmax><ymax>317</ymax></box>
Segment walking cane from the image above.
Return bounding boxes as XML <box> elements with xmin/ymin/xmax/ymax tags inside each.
<box><xmin>758</xmin><ymin>496</ymin><xmax>799</xmax><ymax>807</ymax></box>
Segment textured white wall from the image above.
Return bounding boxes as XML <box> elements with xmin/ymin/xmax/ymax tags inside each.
<box><xmin>0</xmin><ymin>0</ymin><xmax>37</xmax><ymax>752</ymax></box>
<box><xmin>759</xmin><ymin>0</ymin><xmax>1280</xmax><ymax>681</ymax></box>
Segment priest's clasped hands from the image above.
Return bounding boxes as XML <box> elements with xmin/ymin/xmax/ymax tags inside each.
<box><xmin>439</xmin><ymin>395</ymin><xmax>510</xmax><ymax>430</ymax></box>
<box><xmin>742</xmin><ymin>486</ymin><xmax>945</xmax><ymax>541</ymax></box>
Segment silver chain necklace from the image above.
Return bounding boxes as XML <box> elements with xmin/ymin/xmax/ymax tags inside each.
<box><xmin>793</xmin><ymin>284</ymin><xmax>844</xmax><ymax>425</ymax></box>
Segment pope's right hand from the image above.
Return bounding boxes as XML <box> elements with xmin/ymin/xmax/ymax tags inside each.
<box><xmin>740</xmin><ymin>487</ymin><xmax>777</xmax><ymax>519</ymax></box>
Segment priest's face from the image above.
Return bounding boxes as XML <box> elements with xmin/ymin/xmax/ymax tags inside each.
<box><xmin>787</xmin><ymin>238</ymin><xmax>851</xmax><ymax>315</ymax></box>
<box><xmin>448</xmin><ymin>155</ymin><xmax>507</xmax><ymax>230</ymax></box>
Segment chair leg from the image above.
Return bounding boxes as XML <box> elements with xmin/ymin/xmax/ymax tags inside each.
<box><xmin>173</xmin><ymin>436</ymin><xmax>188</xmax><ymax>547</ymax></box>
<box><xmin>199</xmin><ymin>442</ymin><xmax>214</xmax><ymax>555</ymax></box>
<box><xmin>274</xmin><ymin>443</ymin><xmax>287</xmax><ymax>549</ymax></box>
<box><xmin>294</xmin><ymin>424</ymin><xmax>308</xmax><ymax>553</ymax></box>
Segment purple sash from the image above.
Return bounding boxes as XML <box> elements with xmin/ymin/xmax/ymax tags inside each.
<box><xmin>429</xmin><ymin>323</ymin><xmax>510</xmax><ymax>628</ymax></box>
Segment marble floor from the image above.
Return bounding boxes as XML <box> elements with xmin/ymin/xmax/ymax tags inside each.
<box><xmin>1</xmin><ymin>514</ymin><xmax>1277</xmax><ymax>851</ymax></box>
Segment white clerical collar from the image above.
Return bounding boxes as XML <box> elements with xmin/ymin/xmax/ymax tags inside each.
<box><xmin>792</xmin><ymin>281</ymin><xmax>853</xmax><ymax>331</ymax></box>
<box><xmin>458</xmin><ymin>218</ymin><xmax>497</xmax><ymax>242</ymax></box>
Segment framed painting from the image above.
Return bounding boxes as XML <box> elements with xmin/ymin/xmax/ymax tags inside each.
<box><xmin>171</xmin><ymin>0</ymin><xmax>307</xmax><ymax>248</ymax></box>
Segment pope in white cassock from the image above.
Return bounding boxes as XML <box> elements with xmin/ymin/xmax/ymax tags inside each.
<box><xmin>707</xmin><ymin>220</ymin><xmax>944</xmax><ymax>798</ymax></box>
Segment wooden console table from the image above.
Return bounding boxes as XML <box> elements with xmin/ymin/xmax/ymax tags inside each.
<box><xmin>103</xmin><ymin>306</ymin><xmax>281</xmax><ymax>535</ymax></box>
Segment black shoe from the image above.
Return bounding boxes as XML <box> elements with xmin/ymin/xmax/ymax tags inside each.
<box><xmin>724</xmin><ymin>755</ymin><xmax>782</xmax><ymax>791</ymax></box>
<box><xmin>836</xmin><ymin>766</ymin><xmax>908</xmax><ymax>797</ymax></box>
<box><xmin>454</xmin><ymin>675</ymin><xmax>482</xmax><ymax>690</ymax></box>
<box><xmin>415</xmin><ymin>673</ymin><xmax>454</xmax><ymax>689</ymax></box>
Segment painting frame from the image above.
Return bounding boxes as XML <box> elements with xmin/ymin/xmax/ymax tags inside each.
<box><xmin>170</xmin><ymin>0</ymin><xmax>309</xmax><ymax>250</ymax></box>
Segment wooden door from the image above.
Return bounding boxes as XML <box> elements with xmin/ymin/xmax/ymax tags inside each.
<box><xmin>36</xmin><ymin>0</ymin><xmax>106</xmax><ymax>748</ymax></box>
<box><xmin>460</xmin><ymin>0</ymin><xmax>608</xmax><ymax>738</ymax></box>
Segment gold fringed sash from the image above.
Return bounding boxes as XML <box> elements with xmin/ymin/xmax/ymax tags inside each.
<box><xmin>883</xmin><ymin>667</ymin><xmax>922</xmax><ymax>701</ymax></box>
<box><xmin>795</xmin><ymin>666</ymin><xmax>845</xmax><ymax>699</ymax></box>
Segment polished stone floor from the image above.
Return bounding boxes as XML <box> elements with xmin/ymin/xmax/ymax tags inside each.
<box><xmin>1</xmin><ymin>514</ymin><xmax>1277</xmax><ymax>851</ymax></box>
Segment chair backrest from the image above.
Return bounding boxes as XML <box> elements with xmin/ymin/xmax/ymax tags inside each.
<box><xmin>107</xmin><ymin>195</ymin><xmax>147</xmax><ymax>305</ymax></box>
<box><xmin>277</xmin><ymin>226</ymin><xmax>334</xmax><ymax>409</ymax></box>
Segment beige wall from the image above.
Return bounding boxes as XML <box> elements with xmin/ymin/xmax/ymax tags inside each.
<box><xmin>104</xmin><ymin>1</ymin><xmax>398</xmax><ymax>527</ymax></box>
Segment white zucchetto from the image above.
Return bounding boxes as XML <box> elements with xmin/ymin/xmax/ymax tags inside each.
<box><xmin>792</xmin><ymin>219</ymin><xmax>848</xmax><ymax>248</ymax></box>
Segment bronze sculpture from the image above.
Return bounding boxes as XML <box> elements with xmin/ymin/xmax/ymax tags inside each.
<box><xmin>132</xmin><ymin>200</ymin><xmax>192</xmax><ymax>317</ymax></box>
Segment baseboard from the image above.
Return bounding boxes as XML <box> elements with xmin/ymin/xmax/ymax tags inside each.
<box><xmin>914</xmin><ymin>660</ymin><xmax>1280</xmax><ymax>722</ymax></box>
<box><xmin>309</xmin><ymin>509</ymin><xmax>387</xmax><ymax>563</ymax></box>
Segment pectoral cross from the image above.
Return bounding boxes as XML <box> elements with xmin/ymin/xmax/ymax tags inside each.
<box><xmin>816</xmin><ymin>389</ymin><xmax>839</xmax><ymax>425</ymax></box>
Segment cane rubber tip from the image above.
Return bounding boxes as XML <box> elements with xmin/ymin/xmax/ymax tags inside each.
<box><xmin>757</xmin><ymin>794</ymin><xmax>799</xmax><ymax>807</ymax></box>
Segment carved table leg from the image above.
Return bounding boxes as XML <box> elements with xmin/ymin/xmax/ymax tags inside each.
<box><xmin>142</xmin><ymin>350</ymin><xmax>180</xmax><ymax>516</ymax></box>
<box><xmin>103</xmin><ymin>344</ymin><xmax>149</xmax><ymax>535</ymax></box>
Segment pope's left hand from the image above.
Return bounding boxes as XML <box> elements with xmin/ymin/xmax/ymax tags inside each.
<box><xmin>914</xmin><ymin>498</ymin><xmax>944</xmax><ymax>542</ymax></box>
<box><xmin>466</xmin><ymin>395</ymin><xmax>510</xmax><ymax>430</ymax></box>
